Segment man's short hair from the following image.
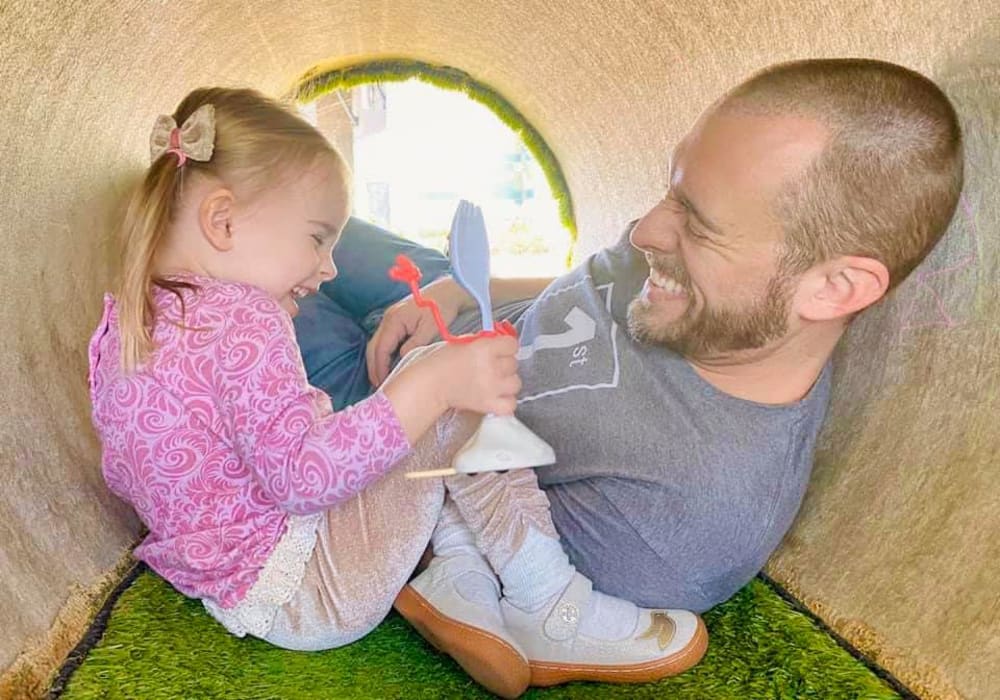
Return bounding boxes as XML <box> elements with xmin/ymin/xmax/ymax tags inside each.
<box><xmin>724</xmin><ymin>58</ymin><xmax>963</xmax><ymax>290</ymax></box>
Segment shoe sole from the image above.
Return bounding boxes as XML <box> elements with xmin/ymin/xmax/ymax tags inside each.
<box><xmin>529</xmin><ymin>614</ymin><xmax>710</xmax><ymax>687</ymax></box>
<box><xmin>394</xmin><ymin>585</ymin><xmax>531</xmax><ymax>699</ymax></box>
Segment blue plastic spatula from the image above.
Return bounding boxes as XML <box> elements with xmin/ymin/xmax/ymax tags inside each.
<box><xmin>449</xmin><ymin>201</ymin><xmax>495</xmax><ymax>332</ymax></box>
<box><xmin>440</xmin><ymin>200</ymin><xmax>555</xmax><ymax>475</ymax></box>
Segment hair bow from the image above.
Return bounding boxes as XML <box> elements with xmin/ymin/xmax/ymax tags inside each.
<box><xmin>149</xmin><ymin>103</ymin><xmax>216</xmax><ymax>167</ymax></box>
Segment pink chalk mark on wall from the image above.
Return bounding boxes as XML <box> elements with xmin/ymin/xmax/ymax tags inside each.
<box><xmin>897</xmin><ymin>194</ymin><xmax>980</xmax><ymax>339</ymax></box>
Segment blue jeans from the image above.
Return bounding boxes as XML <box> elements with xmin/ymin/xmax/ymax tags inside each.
<box><xmin>293</xmin><ymin>217</ymin><xmax>452</xmax><ymax>410</ymax></box>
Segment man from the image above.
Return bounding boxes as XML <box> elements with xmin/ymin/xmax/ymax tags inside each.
<box><xmin>295</xmin><ymin>58</ymin><xmax>962</xmax><ymax>694</ymax></box>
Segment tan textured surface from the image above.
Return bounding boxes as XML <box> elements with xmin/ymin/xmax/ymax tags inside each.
<box><xmin>766</xmin><ymin>32</ymin><xmax>1000</xmax><ymax>700</ymax></box>
<box><xmin>0</xmin><ymin>1</ymin><xmax>996</xmax><ymax>698</ymax></box>
<box><xmin>0</xmin><ymin>552</ymin><xmax>136</xmax><ymax>700</ymax></box>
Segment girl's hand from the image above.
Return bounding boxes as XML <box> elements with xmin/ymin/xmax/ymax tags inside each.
<box><xmin>380</xmin><ymin>335</ymin><xmax>522</xmax><ymax>445</ymax></box>
<box><xmin>367</xmin><ymin>276</ymin><xmax>469</xmax><ymax>387</ymax></box>
<box><xmin>433</xmin><ymin>335</ymin><xmax>522</xmax><ymax>416</ymax></box>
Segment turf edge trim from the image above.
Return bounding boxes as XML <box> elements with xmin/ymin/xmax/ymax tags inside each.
<box><xmin>46</xmin><ymin>561</ymin><xmax>146</xmax><ymax>700</ymax></box>
<box><xmin>757</xmin><ymin>572</ymin><xmax>920</xmax><ymax>699</ymax></box>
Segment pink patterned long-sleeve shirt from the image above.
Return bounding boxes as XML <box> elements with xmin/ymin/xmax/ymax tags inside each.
<box><xmin>88</xmin><ymin>276</ymin><xmax>411</xmax><ymax>608</ymax></box>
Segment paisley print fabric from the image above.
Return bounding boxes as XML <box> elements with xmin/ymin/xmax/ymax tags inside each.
<box><xmin>87</xmin><ymin>275</ymin><xmax>411</xmax><ymax>608</ymax></box>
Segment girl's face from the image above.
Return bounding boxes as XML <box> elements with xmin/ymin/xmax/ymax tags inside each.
<box><xmin>226</xmin><ymin>161</ymin><xmax>349</xmax><ymax>317</ymax></box>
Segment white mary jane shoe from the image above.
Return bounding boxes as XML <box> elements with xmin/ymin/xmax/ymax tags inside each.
<box><xmin>500</xmin><ymin>572</ymin><xmax>709</xmax><ymax>686</ymax></box>
<box><xmin>394</xmin><ymin>554</ymin><xmax>531</xmax><ymax>698</ymax></box>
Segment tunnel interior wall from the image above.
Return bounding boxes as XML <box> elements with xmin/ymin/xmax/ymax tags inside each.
<box><xmin>1</xmin><ymin>2</ymin><xmax>997</xmax><ymax>698</ymax></box>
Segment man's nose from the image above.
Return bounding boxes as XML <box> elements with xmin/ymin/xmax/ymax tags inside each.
<box><xmin>630</xmin><ymin>213</ymin><xmax>680</xmax><ymax>256</ymax></box>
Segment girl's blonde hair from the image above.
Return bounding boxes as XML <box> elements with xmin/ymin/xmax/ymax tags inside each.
<box><xmin>116</xmin><ymin>87</ymin><xmax>347</xmax><ymax>372</ymax></box>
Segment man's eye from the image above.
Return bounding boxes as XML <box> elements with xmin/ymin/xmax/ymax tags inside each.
<box><xmin>661</xmin><ymin>195</ymin><xmax>684</xmax><ymax>211</ymax></box>
<box><xmin>685</xmin><ymin>221</ymin><xmax>709</xmax><ymax>240</ymax></box>
<box><xmin>311</xmin><ymin>234</ymin><xmax>324</xmax><ymax>246</ymax></box>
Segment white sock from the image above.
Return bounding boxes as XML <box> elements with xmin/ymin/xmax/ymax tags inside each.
<box><xmin>432</xmin><ymin>500</ymin><xmax>500</xmax><ymax>608</ymax></box>
<box><xmin>499</xmin><ymin>527</ymin><xmax>639</xmax><ymax>640</ymax></box>
<box><xmin>498</xmin><ymin>526</ymin><xmax>575</xmax><ymax>611</ymax></box>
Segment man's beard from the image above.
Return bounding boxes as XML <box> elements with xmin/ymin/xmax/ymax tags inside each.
<box><xmin>627</xmin><ymin>259</ymin><xmax>794</xmax><ymax>359</ymax></box>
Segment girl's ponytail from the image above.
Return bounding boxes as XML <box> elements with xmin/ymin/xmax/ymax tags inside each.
<box><xmin>117</xmin><ymin>102</ymin><xmax>218</xmax><ymax>371</ymax></box>
<box><xmin>116</xmin><ymin>156</ymin><xmax>186</xmax><ymax>373</ymax></box>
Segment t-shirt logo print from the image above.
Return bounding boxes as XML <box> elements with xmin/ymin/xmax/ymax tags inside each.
<box><xmin>516</xmin><ymin>279</ymin><xmax>622</xmax><ymax>404</ymax></box>
<box><xmin>515</xmin><ymin>307</ymin><xmax>596</xmax><ymax>360</ymax></box>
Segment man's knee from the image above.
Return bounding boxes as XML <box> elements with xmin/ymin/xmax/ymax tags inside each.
<box><xmin>292</xmin><ymin>294</ymin><xmax>373</xmax><ymax>407</ymax></box>
<box><xmin>294</xmin><ymin>294</ymin><xmax>369</xmax><ymax>357</ymax></box>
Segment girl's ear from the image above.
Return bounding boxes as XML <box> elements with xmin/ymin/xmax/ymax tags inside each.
<box><xmin>199</xmin><ymin>188</ymin><xmax>236</xmax><ymax>251</ymax></box>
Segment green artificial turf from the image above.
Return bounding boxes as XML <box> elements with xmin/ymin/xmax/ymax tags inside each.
<box><xmin>59</xmin><ymin>570</ymin><xmax>902</xmax><ymax>699</ymax></box>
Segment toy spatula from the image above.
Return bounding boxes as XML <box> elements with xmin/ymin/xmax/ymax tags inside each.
<box><xmin>405</xmin><ymin>200</ymin><xmax>556</xmax><ymax>479</ymax></box>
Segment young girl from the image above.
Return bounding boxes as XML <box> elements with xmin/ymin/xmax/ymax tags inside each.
<box><xmin>89</xmin><ymin>88</ymin><xmax>705</xmax><ymax>699</ymax></box>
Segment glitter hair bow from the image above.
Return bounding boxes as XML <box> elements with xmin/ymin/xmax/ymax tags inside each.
<box><xmin>149</xmin><ymin>103</ymin><xmax>216</xmax><ymax>167</ymax></box>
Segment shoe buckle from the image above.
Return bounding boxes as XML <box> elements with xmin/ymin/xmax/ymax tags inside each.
<box><xmin>543</xmin><ymin>574</ymin><xmax>591</xmax><ymax>641</ymax></box>
<box><xmin>557</xmin><ymin>602</ymin><xmax>580</xmax><ymax>625</ymax></box>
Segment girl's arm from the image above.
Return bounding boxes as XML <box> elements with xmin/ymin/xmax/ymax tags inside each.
<box><xmin>221</xmin><ymin>292</ymin><xmax>415</xmax><ymax>515</ymax></box>
<box><xmin>220</xmin><ymin>289</ymin><xmax>517</xmax><ymax>515</ymax></box>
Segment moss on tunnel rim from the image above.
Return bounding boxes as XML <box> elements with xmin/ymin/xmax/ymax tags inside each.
<box><xmin>290</xmin><ymin>58</ymin><xmax>577</xmax><ymax>248</ymax></box>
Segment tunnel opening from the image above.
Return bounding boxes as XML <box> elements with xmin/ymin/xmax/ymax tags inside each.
<box><xmin>293</xmin><ymin>59</ymin><xmax>577</xmax><ymax>274</ymax></box>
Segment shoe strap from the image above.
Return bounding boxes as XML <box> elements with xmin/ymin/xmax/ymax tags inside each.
<box><xmin>430</xmin><ymin>554</ymin><xmax>501</xmax><ymax>595</ymax></box>
<box><xmin>543</xmin><ymin>573</ymin><xmax>592</xmax><ymax>641</ymax></box>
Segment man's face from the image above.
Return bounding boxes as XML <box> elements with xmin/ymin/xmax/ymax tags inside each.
<box><xmin>627</xmin><ymin>106</ymin><xmax>827</xmax><ymax>360</ymax></box>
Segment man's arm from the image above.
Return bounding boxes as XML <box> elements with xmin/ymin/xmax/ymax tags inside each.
<box><xmin>486</xmin><ymin>277</ymin><xmax>555</xmax><ymax>307</ymax></box>
<box><xmin>366</xmin><ymin>275</ymin><xmax>554</xmax><ymax>387</ymax></box>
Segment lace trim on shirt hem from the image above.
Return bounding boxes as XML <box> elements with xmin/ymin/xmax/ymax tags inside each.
<box><xmin>201</xmin><ymin>512</ymin><xmax>321</xmax><ymax>638</ymax></box>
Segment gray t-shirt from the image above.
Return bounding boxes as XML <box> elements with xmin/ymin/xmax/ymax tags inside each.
<box><xmin>473</xmin><ymin>225</ymin><xmax>831</xmax><ymax>612</ymax></box>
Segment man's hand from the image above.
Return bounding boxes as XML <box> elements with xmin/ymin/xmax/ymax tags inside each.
<box><xmin>367</xmin><ymin>273</ymin><xmax>554</xmax><ymax>387</ymax></box>
<box><xmin>366</xmin><ymin>276</ymin><xmax>470</xmax><ymax>387</ymax></box>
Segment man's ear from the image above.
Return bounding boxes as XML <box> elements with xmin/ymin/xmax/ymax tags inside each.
<box><xmin>198</xmin><ymin>188</ymin><xmax>236</xmax><ymax>252</ymax></box>
<box><xmin>796</xmin><ymin>256</ymin><xmax>891</xmax><ymax>321</ymax></box>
